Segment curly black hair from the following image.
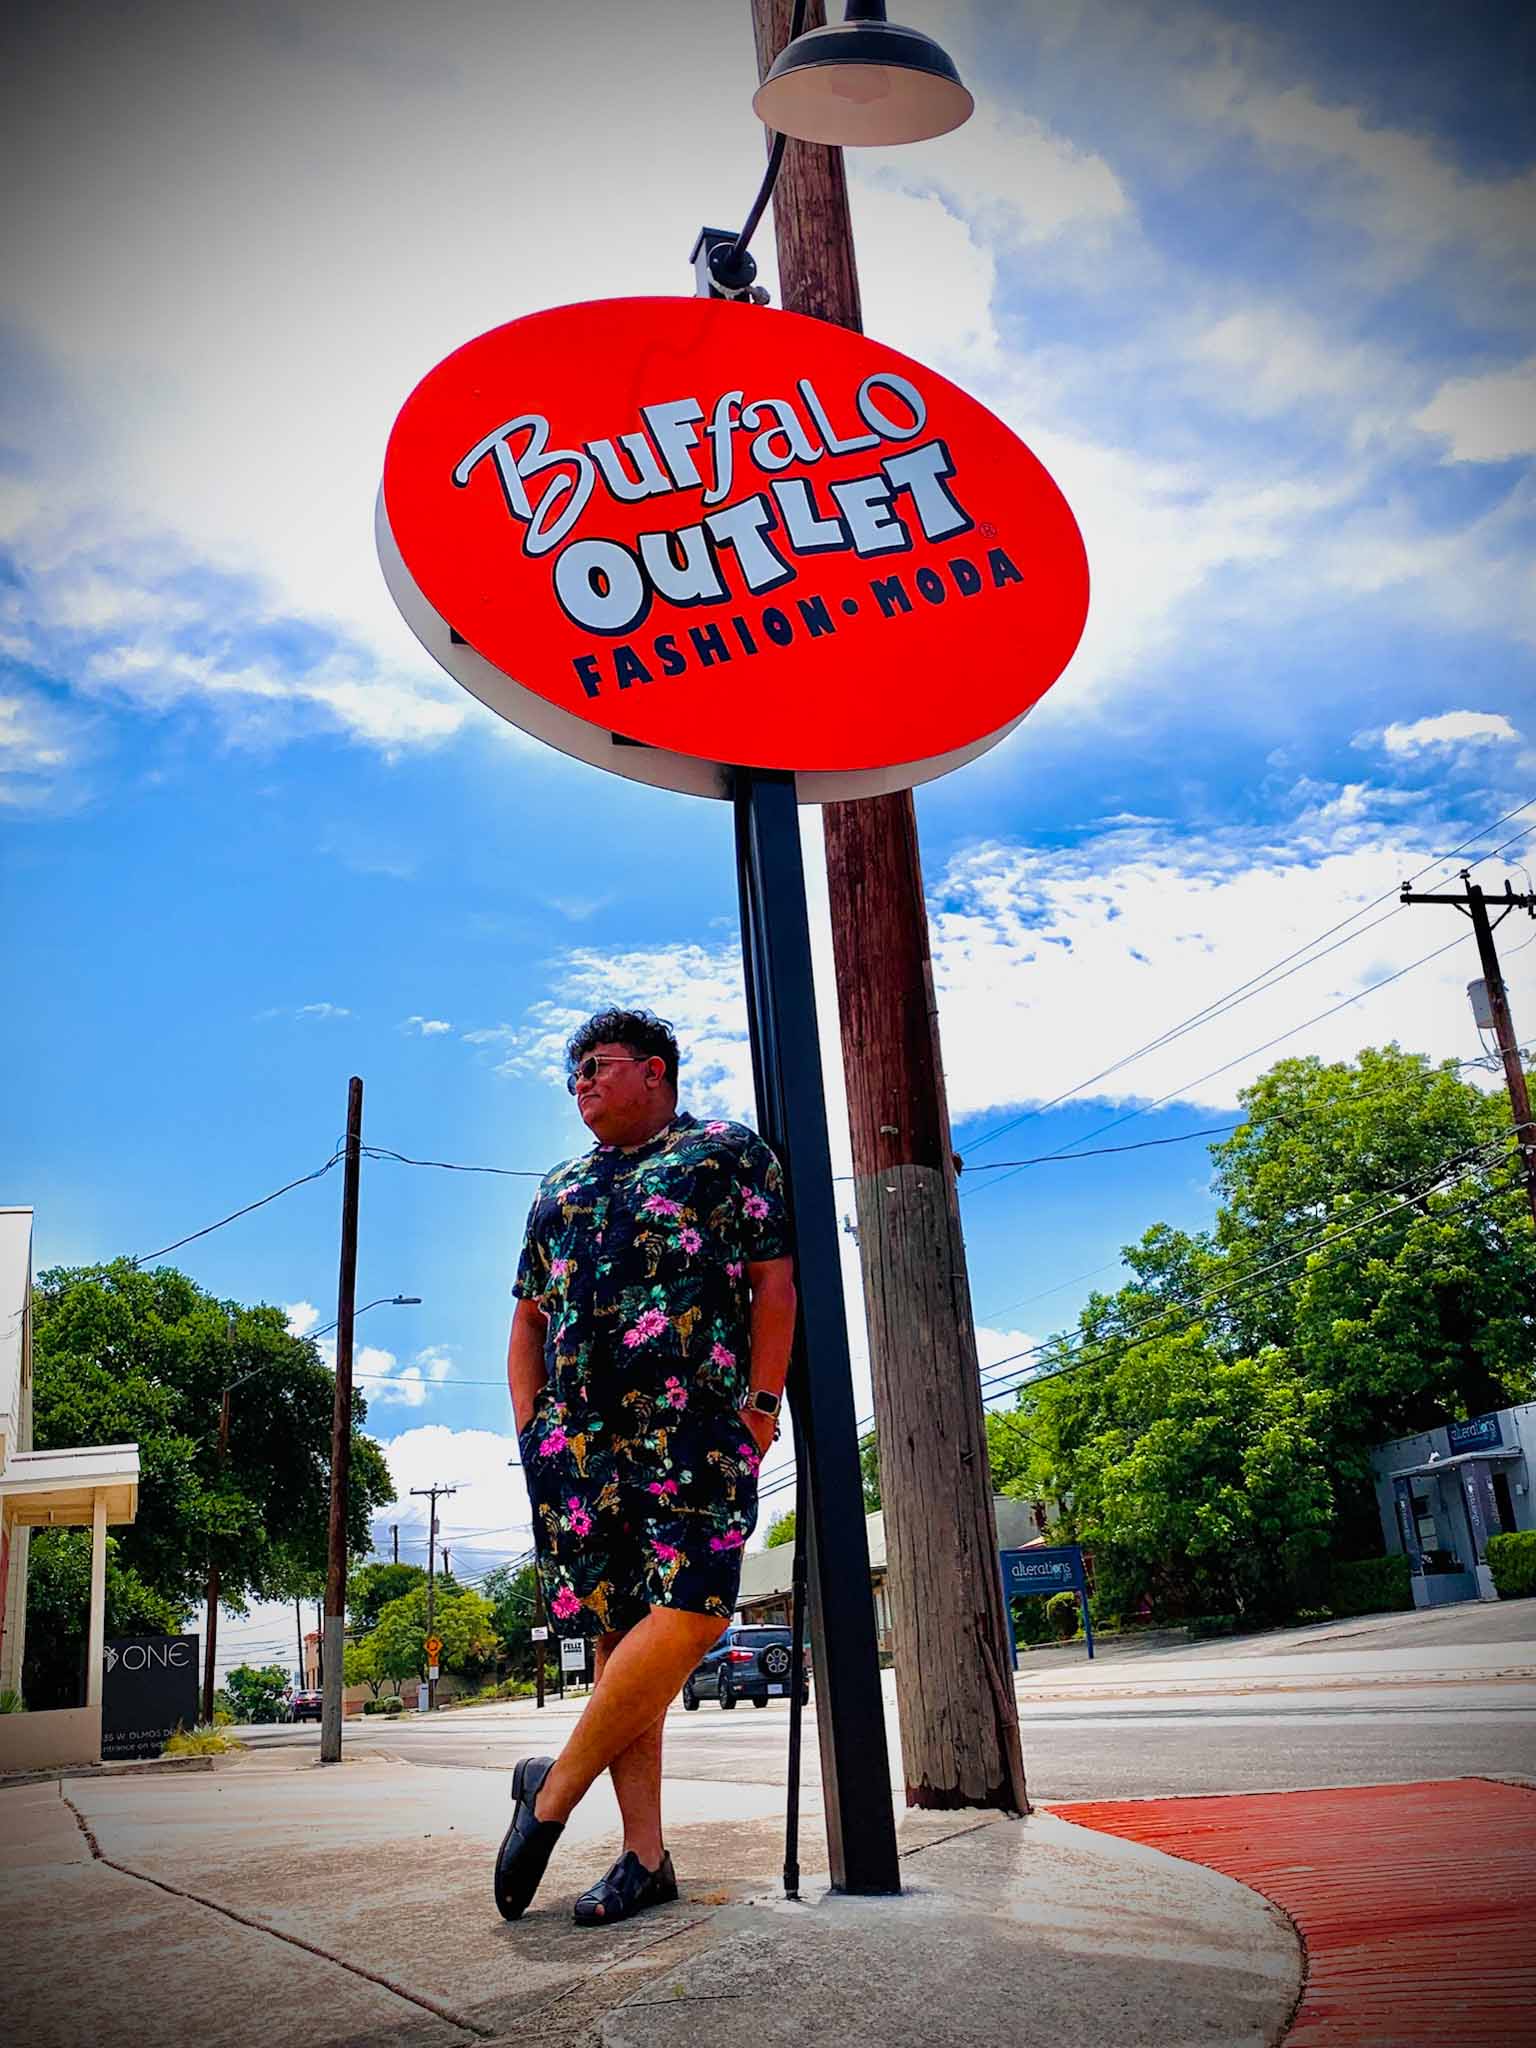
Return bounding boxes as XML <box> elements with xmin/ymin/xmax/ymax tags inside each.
<box><xmin>565</xmin><ymin>1008</ymin><xmax>680</xmax><ymax>1092</ymax></box>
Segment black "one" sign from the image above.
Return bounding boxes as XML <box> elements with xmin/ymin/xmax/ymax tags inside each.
<box><xmin>102</xmin><ymin>1634</ymin><xmax>200</xmax><ymax>1760</ymax></box>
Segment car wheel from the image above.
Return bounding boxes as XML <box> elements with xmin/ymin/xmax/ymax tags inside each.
<box><xmin>718</xmin><ymin>1672</ymin><xmax>735</xmax><ymax>1709</ymax></box>
<box><xmin>682</xmin><ymin>1682</ymin><xmax>698</xmax><ymax>1711</ymax></box>
<box><xmin>753</xmin><ymin>1696</ymin><xmax>768</xmax><ymax>1708</ymax></box>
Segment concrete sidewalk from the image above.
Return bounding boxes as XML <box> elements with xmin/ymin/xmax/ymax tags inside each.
<box><xmin>0</xmin><ymin>1745</ymin><xmax>1298</xmax><ymax>2048</ymax></box>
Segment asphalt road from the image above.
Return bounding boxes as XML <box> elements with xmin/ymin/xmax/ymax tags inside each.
<box><xmin>242</xmin><ymin>1600</ymin><xmax>1536</xmax><ymax>1802</ymax></box>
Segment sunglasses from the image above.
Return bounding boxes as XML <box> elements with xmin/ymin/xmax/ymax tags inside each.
<box><xmin>567</xmin><ymin>1053</ymin><xmax>651</xmax><ymax>1094</ymax></box>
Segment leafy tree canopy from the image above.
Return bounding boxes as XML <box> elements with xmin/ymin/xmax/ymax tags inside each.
<box><xmin>223</xmin><ymin>1663</ymin><xmax>292</xmax><ymax>1723</ymax></box>
<box><xmin>367</xmin><ymin>1583</ymin><xmax>498</xmax><ymax>1685</ymax></box>
<box><xmin>859</xmin><ymin>1430</ymin><xmax>881</xmax><ymax>1513</ymax></box>
<box><xmin>348</xmin><ymin>1561</ymin><xmax>427</xmax><ymax>1635</ymax></box>
<box><xmin>987</xmin><ymin>1046</ymin><xmax>1534</xmax><ymax>1619</ymax></box>
<box><xmin>764</xmin><ymin>1509</ymin><xmax>796</xmax><ymax>1549</ymax></box>
<box><xmin>31</xmin><ymin>1260</ymin><xmax>397</xmax><ymax>1617</ymax></box>
<box><xmin>479</xmin><ymin>1561</ymin><xmax>541</xmax><ymax>1678</ymax></box>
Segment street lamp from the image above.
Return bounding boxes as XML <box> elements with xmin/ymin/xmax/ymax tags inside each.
<box><xmin>311</xmin><ymin>1293</ymin><xmax>421</xmax><ymax>1343</ymax></box>
<box><xmin>703</xmin><ymin>2</ymin><xmax>971</xmax><ymax>300</ymax></box>
<box><xmin>753</xmin><ymin>1</ymin><xmax>972</xmax><ymax>147</ymax></box>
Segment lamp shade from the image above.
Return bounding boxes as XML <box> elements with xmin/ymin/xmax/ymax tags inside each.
<box><xmin>752</xmin><ymin>12</ymin><xmax>973</xmax><ymax>148</ymax></box>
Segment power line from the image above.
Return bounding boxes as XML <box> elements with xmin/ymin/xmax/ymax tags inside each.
<box><xmin>961</xmin><ymin>1123</ymin><xmax>1240</xmax><ymax>1171</ymax></box>
<box><xmin>972</xmin><ymin>1132</ymin><xmax>1511</xmax><ymax>1397</ymax></box>
<box><xmin>962</xmin><ymin>927</ymin><xmax>1472</xmax><ymax>1204</ymax></box>
<box><xmin>130</xmin><ymin>1149</ymin><xmax>342</xmax><ymax>1267</ymax></box>
<box><xmin>959</xmin><ymin>797</ymin><xmax>1535</xmax><ymax>1162</ymax></box>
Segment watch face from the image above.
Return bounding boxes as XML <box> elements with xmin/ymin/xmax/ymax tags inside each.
<box><xmin>751</xmin><ymin>1392</ymin><xmax>779</xmax><ymax>1414</ymax></box>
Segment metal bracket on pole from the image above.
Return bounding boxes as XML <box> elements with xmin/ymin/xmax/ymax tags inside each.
<box><xmin>733</xmin><ymin>765</ymin><xmax>900</xmax><ymax>1895</ymax></box>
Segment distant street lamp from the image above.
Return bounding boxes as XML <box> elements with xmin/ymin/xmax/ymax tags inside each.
<box><xmin>311</xmin><ymin>1293</ymin><xmax>421</xmax><ymax>1343</ymax></box>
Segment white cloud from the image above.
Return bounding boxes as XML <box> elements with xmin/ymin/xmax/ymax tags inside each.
<box><xmin>1378</xmin><ymin>712</ymin><xmax>1522</xmax><ymax>757</ymax></box>
<box><xmin>1186</xmin><ymin>48</ymin><xmax>1536</xmax><ymax>294</ymax></box>
<box><xmin>401</xmin><ymin>1015</ymin><xmax>452</xmax><ymax>1036</ymax></box>
<box><xmin>1416</xmin><ymin>361</ymin><xmax>1536</xmax><ymax>463</ymax></box>
<box><xmin>473</xmin><ymin>946</ymin><xmax>755</xmax><ymax>1122</ymax></box>
<box><xmin>377</xmin><ymin>1424</ymin><xmax>532</xmax><ymax>1581</ymax></box>
<box><xmin>284</xmin><ymin>1300</ymin><xmax>320</xmax><ymax>1339</ymax></box>
<box><xmin>858</xmin><ymin>95</ymin><xmax>1130</xmax><ymax>252</ymax></box>
<box><xmin>355</xmin><ymin>1344</ymin><xmax>454</xmax><ymax>1411</ymax></box>
<box><xmin>927</xmin><ymin>796</ymin><xmax>1517</xmax><ymax>1122</ymax></box>
<box><xmin>294</xmin><ymin>1002</ymin><xmax>351</xmax><ymax>1021</ymax></box>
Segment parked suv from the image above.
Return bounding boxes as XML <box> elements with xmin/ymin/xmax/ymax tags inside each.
<box><xmin>290</xmin><ymin>1689</ymin><xmax>323</xmax><ymax>1722</ymax></box>
<box><xmin>681</xmin><ymin>1626</ymin><xmax>809</xmax><ymax>1710</ymax></box>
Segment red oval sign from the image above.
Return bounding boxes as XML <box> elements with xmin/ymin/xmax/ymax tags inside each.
<box><xmin>381</xmin><ymin>298</ymin><xmax>1087</xmax><ymax>784</ymax></box>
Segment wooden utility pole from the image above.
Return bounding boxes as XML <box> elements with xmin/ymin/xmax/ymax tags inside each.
<box><xmin>201</xmin><ymin>1374</ymin><xmax>232</xmax><ymax>1725</ymax></box>
<box><xmin>1400</xmin><ymin>875</ymin><xmax>1536</xmax><ymax>1230</ymax></box>
<box><xmin>411</xmin><ymin>1484</ymin><xmax>456</xmax><ymax>1710</ymax></box>
<box><xmin>320</xmin><ymin>1076</ymin><xmax>363</xmax><ymax>1763</ymax></box>
<box><xmin>748</xmin><ymin>0</ymin><xmax>1027</xmax><ymax>1814</ymax></box>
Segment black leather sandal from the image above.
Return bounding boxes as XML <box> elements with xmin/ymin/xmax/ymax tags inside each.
<box><xmin>573</xmin><ymin>1848</ymin><xmax>678</xmax><ymax>1926</ymax></box>
<box><xmin>493</xmin><ymin>1756</ymin><xmax>565</xmax><ymax>1921</ymax></box>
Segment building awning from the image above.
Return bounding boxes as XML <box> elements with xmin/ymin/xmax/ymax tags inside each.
<box><xmin>0</xmin><ymin>1443</ymin><xmax>140</xmax><ymax>1525</ymax></box>
<box><xmin>1388</xmin><ymin>1448</ymin><xmax>1523</xmax><ymax>1482</ymax></box>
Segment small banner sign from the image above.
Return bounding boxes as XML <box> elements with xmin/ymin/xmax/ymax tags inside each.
<box><xmin>1447</xmin><ymin>1414</ymin><xmax>1502</xmax><ymax>1454</ymax></box>
<box><xmin>560</xmin><ymin>1636</ymin><xmax>587</xmax><ymax>1673</ymax></box>
<box><xmin>102</xmin><ymin>1634</ymin><xmax>200</xmax><ymax>1761</ymax></box>
<box><xmin>380</xmin><ymin>297</ymin><xmax>1088</xmax><ymax>801</ymax></box>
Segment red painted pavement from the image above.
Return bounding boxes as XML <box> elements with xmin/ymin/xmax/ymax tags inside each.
<box><xmin>1051</xmin><ymin>1779</ymin><xmax>1536</xmax><ymax>2045</ymax></box>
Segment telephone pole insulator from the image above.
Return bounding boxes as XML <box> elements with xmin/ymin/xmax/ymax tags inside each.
<box><xmin>1399</xmin><ymin>875</ymin><xmax>1536</xmax><ymax>1231</ymax></box>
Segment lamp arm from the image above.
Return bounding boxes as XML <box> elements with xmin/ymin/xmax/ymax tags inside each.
<box><xmin>713</xmin><ymin>0</ymin><xmax>809</xmax><ymax>288</ymax></box>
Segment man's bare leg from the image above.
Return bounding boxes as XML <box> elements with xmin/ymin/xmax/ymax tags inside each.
<box><xmin>535</xmin><ymin>1608</ymin><xmax>723</xmax><ymax>1838</ymax></box>
<box><xmin>592</xmin><ymin>1629</ymin><xmax>667</xmax><ymax>1874</ymax></box>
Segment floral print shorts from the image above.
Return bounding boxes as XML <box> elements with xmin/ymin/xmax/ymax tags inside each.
<box><xmin>522</xmin><ymin>1403</ymin><xmax>761</xmax><ymax>1638</ymax></box>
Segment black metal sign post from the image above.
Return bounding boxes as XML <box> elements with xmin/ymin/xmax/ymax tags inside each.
<box><xmin>734</xmin><ymin>765</ymin><xmax>900</xmax><ymax>1896</ymax></box>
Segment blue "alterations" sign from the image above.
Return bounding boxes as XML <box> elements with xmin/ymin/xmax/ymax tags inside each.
<box><xmin>999</xmin><ymin>1545</ymin><xmax>1095</xmax><ymax>1663</ymax></box>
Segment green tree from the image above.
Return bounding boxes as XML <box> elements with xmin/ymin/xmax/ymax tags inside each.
<box><xmin>859</xmin><ymin>1429</ymin><xmax>881</xmax><ymax>1513</ymax></box>
<box><xmin>29</xmin><ymin>1262</ymin><xmax>397</xmax><ymax>1639</ymax></box>
<box><xmin>224</xmin><ymin>1663</ymin><xmax>292</xmax><ymax>1723</ymax></box>
<box><xmin>347</xmin><ymin>1562</ymin><xmax>427</xmax><ymax>1635</ymax></box>
<box><xmin>368</xmin><ymin>1583</ymin><xmax>499</xmax><ymax>1687</ymax></box>
<box><xmin>342</xmin><ymin>1634</ymin><xmax>385</xmax><ymax>1700</ymax></box>
<box><xmin>21</xmin><ymin>1528</ymin><xmax>189</xmax><ymax>1710</ymax></box>
<box><xmin>1010</xmin><ymin>1330</ymin><xmax>1333</xmax><ymax>1621</ymax></box>
<box><xmin>764</xmin><ymin>1509</ymin><xmax>796</xmax><ymax>1548</ymax></box>
<box><xmin>480</xmin><ymin>1561</ymin><xmax>541</xmax><ymax>1679</ymax></box>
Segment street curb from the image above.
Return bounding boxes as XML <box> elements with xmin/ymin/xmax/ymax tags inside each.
<box><xmin>0</xmin><ymin>1753</ymin><xmax>217</xmax><ymax>1792</ymax></box>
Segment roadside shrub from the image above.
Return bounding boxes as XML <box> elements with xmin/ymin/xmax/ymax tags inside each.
<box><xmin>1487</xmin><ymin>1531</ymin><xmax>1536</xmax><ymax>1601</ymax></box>
<box><xmin>1186</xmin><ymin>1614</ymin><xmax>1238</xmax><ymax>1639</ymax></box>
<box><xmin>380</xmin><ymin>1696</ymin><xmax>404</xmax><ymax>1715</ymax></box>
<box><xmin>0</xmin><ymin>1689</ymin><xmax>26</xmax><ymax>1713</ymax></box>
<box><xmin>362</xmin><ymin>1699</ymin><xmax>382</xmax><ymax>1714</ymax></box>
<box><xmin>1294</xmin><ymin>1609</ymin><xmax>1335</xmax><ymax>1627</ymax></box>
<box><xmin>164</xmin><ymin>1725</ymin><xmax>241</xmax><ymax>1756</ymax></box>
<box><xmin>1045</xmin><ymin>1591</ymin><xmax>1080</xmax><ymax>1640</ymax></box>
<box><xmin>1009</xmin><ymin>1597</ymin><xmax>1053</xmax><ymax>1649</ymax></box>
<box><xmin>1329</xmin><ymin>1554</ymin><xmax>1412</xmax><ymax>1616</ymax></box>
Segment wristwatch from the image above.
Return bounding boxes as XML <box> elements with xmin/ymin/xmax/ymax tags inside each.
<box><xmin>745</xmin><ymin>1389</ymin><xmax>781</xmax><ymax>1418</ymax></box>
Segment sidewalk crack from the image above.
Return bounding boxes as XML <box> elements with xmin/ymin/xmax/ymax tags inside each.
<box><xmin>61</xmin><ymin>1795</ymin><xmax>491</xmax><ymax>2040</ymax></box>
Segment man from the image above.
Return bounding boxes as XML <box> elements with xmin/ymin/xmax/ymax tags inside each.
<box><xmin>495</xmin><ymin>1007</ymin><xmax>796</xmax><ymax>1926</ymax></box>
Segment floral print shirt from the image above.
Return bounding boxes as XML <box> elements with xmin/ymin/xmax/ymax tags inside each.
<box><xmin>514</xmin><ymin>1112</ymin><xmax>790</xmax><ymax>1487</ymax></box>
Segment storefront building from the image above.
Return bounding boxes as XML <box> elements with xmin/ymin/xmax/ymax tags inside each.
<box><xmin>1370</xmin><ymin>1403</ymin><xmax>1533</xmax><ymax>1607</ymax></box>
<box><xmin>0</xmin><ymin>1208</ymin><xmax>140</xmax><ymax>1770</ymax></box>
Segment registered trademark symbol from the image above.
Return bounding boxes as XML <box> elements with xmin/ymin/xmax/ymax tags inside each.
<box><xmin>979</xmin><ymin>521</ymin><xmax>997</xmax><ymax>538</ymax></box>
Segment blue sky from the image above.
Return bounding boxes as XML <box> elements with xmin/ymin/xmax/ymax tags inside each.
<box><xmin>2</xmin><ymin>0</ymin><xmax>1532</xmax><ymax>1675</ymax></box>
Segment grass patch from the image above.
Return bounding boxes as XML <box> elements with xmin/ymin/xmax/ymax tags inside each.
<box><xmin>163</xmin><ymin>1725</ymin><xmax>244</xmax><ymax>1757</ymax></box>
